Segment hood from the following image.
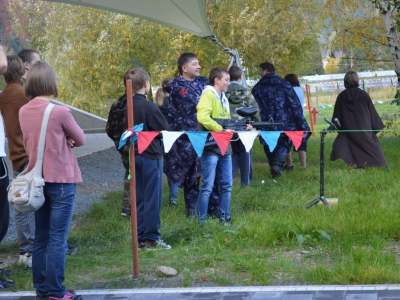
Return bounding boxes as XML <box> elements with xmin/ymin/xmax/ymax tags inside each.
<box><xmin>202</xmin><ymin>85</ymin><xmax>230</xmax><ymax>112</ymax></box>
<box><xmin>342</xmin><ymin>87</ymin><xmax>362</xmax><ymax>112</ymax></box>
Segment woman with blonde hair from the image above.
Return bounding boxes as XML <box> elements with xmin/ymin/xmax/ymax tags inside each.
<box><xmin>19</xmin><ymin>61</ymin><xmax>85</xmax><ymax>300</ymax></box>
<box><xmin>155</xmin><ymin>77</ymin><xmax>180</xmax><ymax>207</ymax></box>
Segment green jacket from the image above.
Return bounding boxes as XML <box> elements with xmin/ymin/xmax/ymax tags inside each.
<box><xmin>197</xmin><ymin>86</ymin><xmax>231</xmax><ymax>156</ymax></box>
<box><xmin>197</xmin><ymin>86</ymin><xmax>230</xmax><ymax>132</ymax></box>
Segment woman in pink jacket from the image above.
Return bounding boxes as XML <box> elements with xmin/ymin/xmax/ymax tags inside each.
<box><xmin>19</xmin><ymin>62</ymin><xmax>85</xmax><ymax>300</ymax></box>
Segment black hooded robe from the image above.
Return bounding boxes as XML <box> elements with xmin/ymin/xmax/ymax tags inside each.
<box><xmin>330</xmin><ymin>87</ymin><xmax>387</xmax><ymax>167</ymax></box>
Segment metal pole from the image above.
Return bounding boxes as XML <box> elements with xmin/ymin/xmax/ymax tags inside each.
<box><xmin>126</xmin><ymin>79</ymin><xmax>139</xmax><ymax>279</ymax></box>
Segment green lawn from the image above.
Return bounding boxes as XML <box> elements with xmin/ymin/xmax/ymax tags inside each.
<box><xmin>2</xmin><ymin>104</ymin><xmax>400</xmax><ymax>290</ymax></box>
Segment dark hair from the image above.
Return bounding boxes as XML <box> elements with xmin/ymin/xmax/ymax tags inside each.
<box><xmin>124</xmin><ymin>68</ymin><xmax>150</xmax><ymax>93</ymax></box>
<box><xmin>284</xmin><ymin>73</ymin><xmax>300</xmax><ymax>87</ymax></box>
<box><xmin>343</xmin><ymin>71</ymin><xmax>360</xmax><ymax>88</ymax></box>
<box><xmin>177</xmin><ymin>53</ymin><xmax>197</xmax><ymax>75</ymax></box>
<box><xmin>25</xmin><ymin>61</ymin><xmax>58</xmax><ymax>100</ymax></box>
<box><xmin>209</xmin><ymin>67</ymin><xmax>229</xmax><ymax>86</ymax></box>
<box><xmin>259</xmin><ymin>62</ymin><xmax>275</xmax><ymax>73</ymax></box>
<box><xmin>18</xmin><ymin>49</ymin><xmax>39</xmax><ymax>64</ymax></box>
<box><xmin>4</xmin><ymin>55</ymin><xmax>24</xmax><ymax>84</ymax></box>
<box><xmin>228</xmin><ymin>65</ymin><xmax>242</xmax><ymax>81</ymax></box>
<box><xmin>155</xmin><ymin>77</ymin><xmax>174</xmax><ymax>107</ymax></box>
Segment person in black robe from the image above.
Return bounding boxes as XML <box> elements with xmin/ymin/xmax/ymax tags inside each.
<box><xmin>330</xmin><ymin>71</ymin><xmax>387</xmax><ymax>168</ymax></box>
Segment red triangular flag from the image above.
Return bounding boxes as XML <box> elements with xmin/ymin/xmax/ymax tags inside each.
<box><xmin>284</xmin><ymin>131</ymin><xmax>304</xmax><ymax>151</ymax></box>
<box><xmin>210</xmin><ymin>132</ymin><xmax>234</xmax><ymax>155</ymax></box>
<box><xmin>137</xmin><ymin>132</ymin><xmax>160</xmax><ymax>154</ymax></box>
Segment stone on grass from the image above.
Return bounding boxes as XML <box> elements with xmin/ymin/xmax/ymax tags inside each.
<box><xmin>156</xmin><ymin>266</ymin><xmax>177</xmax><ymax>277</ymax></box>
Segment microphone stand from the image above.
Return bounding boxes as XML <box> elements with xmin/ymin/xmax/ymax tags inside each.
<box><xmin>305</xmin><ymin>118</ymin><xmax>338</xmax><ymax>209</ymax></box>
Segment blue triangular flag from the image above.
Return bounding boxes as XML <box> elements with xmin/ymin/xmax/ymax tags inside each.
<box><xmin>260</xmin><ymin>131</ymin><xmax>282</xmax><ymax>152</ymax></box>
<box><xmin>186</xmin><ymin>131</ymin><xmax>209</xmax><ymax>157</ymax></box>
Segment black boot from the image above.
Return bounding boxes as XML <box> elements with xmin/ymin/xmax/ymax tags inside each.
<box><xmin>270</xmin><ymin>154</ymin><xmax>286</xmax><ymax>178</ymax></box>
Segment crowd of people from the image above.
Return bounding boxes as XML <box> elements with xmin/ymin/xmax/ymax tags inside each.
<box><xmin>0</xmin><ymin>47</ymin><xmax>388</xmax><ymax>299</ymax></box>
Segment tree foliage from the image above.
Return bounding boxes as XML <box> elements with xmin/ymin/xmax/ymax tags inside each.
<box><xmin>9</xmin><ymin>0</ymin><xmax>322</xmax><ymax>117</ymax></box>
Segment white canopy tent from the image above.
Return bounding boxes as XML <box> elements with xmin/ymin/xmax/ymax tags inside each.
<box><xmin>43</xmin><ymin>0</ymin><xmax>214</xmax><ymax>38</ymax></box>
<box><xmin>42</xmin><ymin>0</ymin><xmax>248</xmax><ymax>87</ymax></box>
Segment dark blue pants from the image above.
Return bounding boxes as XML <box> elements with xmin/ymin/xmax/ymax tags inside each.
<box><xmin>0</xmin><ymin>157</ymin><xmax>9</xmax><ymax>242</ymax></box>
<box><xmin>135</xmin><ymin>156</ymin><xmax>162</xmax><ymax>242</ymax></box>
<box><xmin>231</xmin><ymin>140</ymin><xmax>252</xmax><ymax>186</ymax></box>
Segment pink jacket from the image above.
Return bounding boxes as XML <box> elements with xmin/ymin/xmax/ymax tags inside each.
<box><xmin>19</xmin><ymin>99</ymin><xmax>86</xmax><ymax>183</ymax></box>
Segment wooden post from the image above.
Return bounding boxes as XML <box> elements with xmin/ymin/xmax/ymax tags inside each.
<box><xmin>305</xmin><ymin>84</ymin><xmax>314</xmax><ymax>137</ymax></box>
<box><xmin>126</xmin><ymin>79</ymin><xmax>139</xmax><ymax>279</ymax></box>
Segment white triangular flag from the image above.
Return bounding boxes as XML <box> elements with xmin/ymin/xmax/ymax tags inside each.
<box><xmin>237</xmin><ymin>131</ymin><xmax>259</xmax><ymax>152</ymax></box>
<box><xmin>161</xmin><ymin>131</ymin><xmax>184</xmax><ymax>153</ymax></box>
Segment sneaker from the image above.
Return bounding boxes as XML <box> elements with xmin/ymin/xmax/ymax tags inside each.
<box><xmin>145</xmin><ymin>240</ymin><xmax>171</xmax><ymax>250</ymax></box>
<box><xmin>47</xmin><ymin>290</ymin><xmax>76</xmax><ymax>300</ymax></box>
<box><xmin>301</xmin><ymin>165</ymin><xmax>307</xmax><ymax>169</ymax></box>
<box><xmin>26</xmin><ymin>255</ymin><xmax>32</xmax><ymax>268</ymax></box>
<box><xmin>169</xmin><ymin>199</ymin><xmax>177</xmax><ymax>207</ymax></box>
<box><xmin>66</xmin><ymin>244</ymin><xmax>75</xmax><ymax>255</ymax></box>
<box><xmin>219</xmin><ymin>216</ymin><xmax>231</xmax><ymax>225</ymax></box>
<box><xmin>283</xmin><ymin>164</ymin><xmax>294</xmax><ymax>171</ymax></box>
<box><xmin>18</xmin><ymin>252</ymin><xmax>28</xmax><ymax>265</ymax></box>
<box><xmin>0</xmin><ymin>277</ymin><xmax>15</xmax><ymax>289</ymax></box>
<box><xmin>121</xmin><ymin>207</ymin><xmax>131</xmax><ymax>217</ymax></box>
<box><xmin>138</xmin><ymin>242</ymin><xmax>145</xmax><ymax>249</ymax></box>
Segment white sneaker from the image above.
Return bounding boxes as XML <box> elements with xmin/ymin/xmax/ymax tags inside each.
<box><xmin>26</xmin><ymin>255</ymin><xmax>32</xmax><ymax>268</ymax></box>
<box><xmin>18</xmin><ymin>253</ymin><xmax>28</xmax><ymax>265</ymax></box>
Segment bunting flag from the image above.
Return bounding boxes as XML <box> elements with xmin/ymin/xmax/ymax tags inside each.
<box><xmin>161</xmin><ymin>131</ymin><xmax>184</xmax><ymax>153</ymax></box>
<box><xmin>259</xmin><ymin>131</ymin><xmax>282</xmax><ymax>152</ymax></box>
<box><xmin>137</xmin><ymin>131</ymin><xmax>160</xmax><ymax>154</ymax></box>
<box><xmin>118</xmin><ymin>123</ymin><xmax>144</xmax><ymax>149</ymax></box>
<box><xmin>186</xmin><ymin>131</ymin><xmax>209</xmax><ymax>157</ymax></box>
<box><xmin>237</xmin><ymin>131</ymin><xmax>259</xmax><ymax>152</ymax></box>
<box><xmin>284</xmin><ymin>131</ymin><xmax>305</xmax><ymax>151</ymax></box>
<box><xmin>210</xmin><ymin>132</ymin><xmax>234</xmax><ymax>155</ymax></box>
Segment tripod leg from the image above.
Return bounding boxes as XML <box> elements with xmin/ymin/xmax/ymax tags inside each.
<box><xmin>305</xmin><ymin>197</ymin><xmax>322</xmax><ymax>209</ymax></box>
<box><xmin>320</xmin><ymin>197</ymin><xmax>332</xmax><ymax>210</ymax></box>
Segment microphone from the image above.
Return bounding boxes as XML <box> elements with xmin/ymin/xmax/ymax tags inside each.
<box><xmin>334</xmin><ymin>118</ymin><xmax>341</xmax><ymax>129</ymax></box>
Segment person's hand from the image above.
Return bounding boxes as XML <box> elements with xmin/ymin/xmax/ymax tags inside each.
<box><xmin>225</xmin><ymin>129</ymin><xmax>235</xmax><ymax>132</ymax></box>
<box><xmin>67</xmin><ymin>137</ymin><xmax>75</xmax><ymax>148</ymax></box>
<box><xmin>246</xmin><ymin>124</ymin><xmax>253</xmax><ymax>130</ymax></box>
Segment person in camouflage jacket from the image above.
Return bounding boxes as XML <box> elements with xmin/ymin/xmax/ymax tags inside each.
<box><xmin>164</xmin><ymin>53</ymin><xmax>219</xmax><ymax>216</ymax></box>
<box><xmin>106</xmin><ymin>72</ymin><xmax>131</xmax><ymax>216</ymax></box>
<box><xmin>252</xmin><ymin>62</ymin><xmax>310</xmax><ymax>178</ymax></box>
<box><xmin>226</xmin><ymin>66</ymin><xmax>260</xmax><ymax>187</ymax></box>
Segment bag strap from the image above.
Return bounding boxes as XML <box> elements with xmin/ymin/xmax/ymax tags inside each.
<box><xmin>33</xmin><ymin>103</ymin><xmax>55</xmax><ymax>178</ymax></box>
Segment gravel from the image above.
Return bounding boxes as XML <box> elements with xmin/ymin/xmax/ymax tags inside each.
<box><xmin>2</xmin><ymin>147</ymin><xmax>125</xmax><ymax>244</ymax></box>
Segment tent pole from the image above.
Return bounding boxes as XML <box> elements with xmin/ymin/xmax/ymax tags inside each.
<box><xmin>204</xmin><ymin>36</ymin><xmax>249</xmax><ymax>89</ymax></box>
<box><xmin>126</xmin><ymin>79</ymin><xmax>140</xmax><ymax>279</ymax></box>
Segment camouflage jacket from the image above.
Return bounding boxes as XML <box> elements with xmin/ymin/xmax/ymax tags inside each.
<box><xmin>251</xmin><ymin>73</ymin><xmax>310</xmax><ymax>131</ymax></box>
<box><xmin>226</xmin><ymin>81</ymin><xmax>260</xmax><ymax>121</ymax></box>
<box><xmin>163</xmin><ymin>76</ymin><xmax>208</xmax><ymax>187</ymax></box>
<box><xmin>105</xmin><ymin>93</ymin><xmax>129</xmax><ymax>155</ymax></box>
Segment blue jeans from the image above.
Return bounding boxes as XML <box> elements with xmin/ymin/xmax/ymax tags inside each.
<box><xmin>33</xmin><ymin>183</ymin><xmax>76</xmax><ymax>298</ymax></box>
<box><xmin>136</xmin><ymin>156</ymin><xmax>162</xmax><ymax>242</ymax></box>
<box><xmin>196</xmin><ymin>154</ymin><xmax>232</xmax><ymax>222</ymax></box>
<box><xmin>231</xmin><ymin>140</ymin><xmax>253</xmax><ymax>186</ymax></box>
<box><xmin>167</xmin><ymin>176</ymin><xmax>178</xmax><ymax>200</ymax></box>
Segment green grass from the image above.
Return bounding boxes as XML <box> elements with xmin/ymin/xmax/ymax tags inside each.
<box><xmin>2</xmin><ymin>104</ymin><xmax>400</xmax><ymax>290</ymax></box>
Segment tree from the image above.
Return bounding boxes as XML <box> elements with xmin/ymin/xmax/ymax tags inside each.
<box><xmin>9</xmin><ymin>0</ymin><xmax>323</xmax><ymax>117</ymax></box>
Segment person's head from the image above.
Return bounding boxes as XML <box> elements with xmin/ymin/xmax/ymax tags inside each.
<box><xmin>228</xmin><ymin>65</ymin><xmax>242</xmax><ymax>82</ymax></box>
<box><xmin>284</xmin><ymin>73</ymin><xmax>300</xmax><ymax>87</ymax></box>
<box><xmin>343</xmin><ymin>71</ymin><xmax>360</xmax><ymax>88</ymax></box>
<box><xmin>25</xmin><ymin>61</ymin><xmax>58</xmax><ymax>100</ymax></box>
<box><xmin>18</xmin><ymin>49</ymin><xmax>41</xmax><ymax>77</ymax></box>
<box><xmin>259</xmin><ymin>62</ymin><xmax>275</xmax><ymax>77</ymax></box>
<box><xmin>209</xmin><ymin>67</ymin><xmax>230</xmax><ymax>94</ymax></box>
<box><xmin>177</xmin><ymin>52</ymin><xmax>200</xmax><ymax>80</ymax></box>
<box><xmin>124</xmin><ymin>68</ymin><xmax>150</xmax><ymax>94</ymax></box>
<box><xmin>155</xmin><ymin>77</ymin><xmax>174</xmax><ymax>107</ymax></box>
<box><xmin>3</xmin><ymin>55</ymin><xmax>25</xmax><ymax>84</ymax></box>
